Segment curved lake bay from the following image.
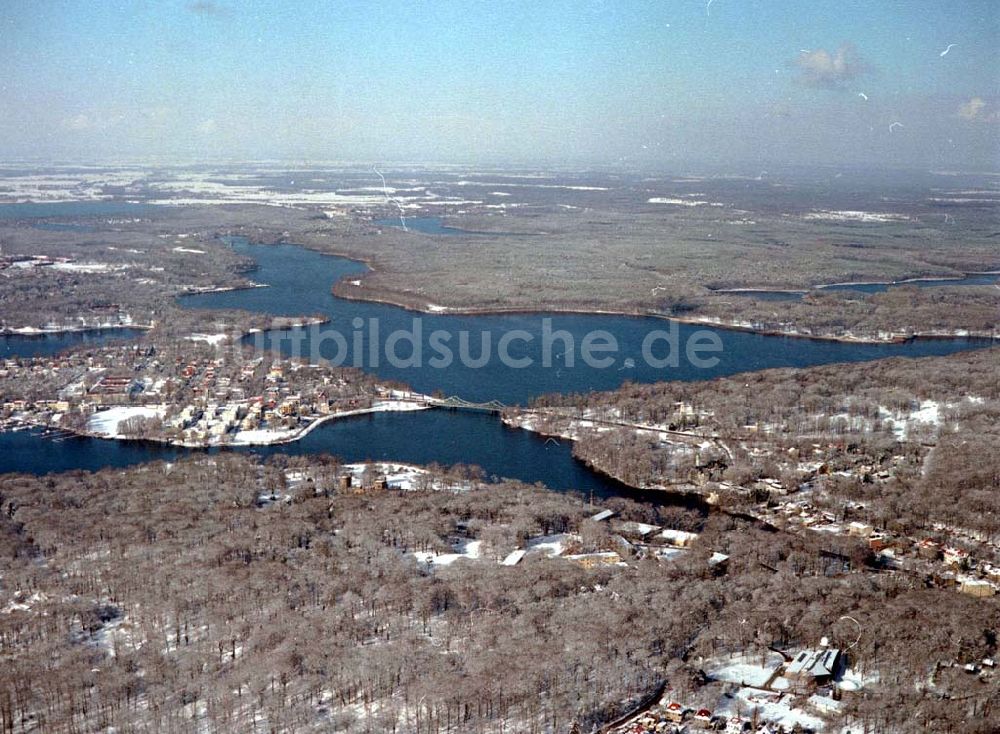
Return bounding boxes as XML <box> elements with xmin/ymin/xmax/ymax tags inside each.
<box><xmin>183</xmin><ymin>237</ymin><xmax>990</xmax><ymax>405</ymax></box>
<box><xmin>3</xmin><ymin>233</ymin><xmax>993</xmax><ymax>496</ymax></box>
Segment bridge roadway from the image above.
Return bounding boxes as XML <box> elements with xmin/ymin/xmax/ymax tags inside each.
<box><xmin>378</xmin><ymin>393</ymin><xmax>508</xmax><ymax>413</ymax></box>
<box><xmin>425</xmin><ymin>395</ymin><xmax>507</xmax><ymax>413</ymax></box>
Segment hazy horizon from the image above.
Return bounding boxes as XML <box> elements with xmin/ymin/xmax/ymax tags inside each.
<box><xmin>1</xmin><ymin>1</ymin><xmax>997</xmax><ymax>169</ymax></box>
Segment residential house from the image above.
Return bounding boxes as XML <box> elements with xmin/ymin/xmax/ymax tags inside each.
<box><xmin>787</xmin><ymin>646</ymin><xmax>843</xmax><ymax>686</ymax></box>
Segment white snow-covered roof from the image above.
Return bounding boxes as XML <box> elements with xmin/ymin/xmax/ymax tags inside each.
<box><xmin>787</xmin><ymin>648</ymin><xmax>841</xmax><ymax>678</ymax></box>
<box><xmin>660</xmin><ymin>528</ymin><xmax>699</xmax><ymax>544</ymax></box>
<box><xmin>501</xmin><ymin>550</ymin><xmax>526</xmax><ymax>566</ymax></box>
<box><xmin>709</xmin><ymin>551</ymin><xmax>730</xmax><ymax>566</ymax></box>
<box><xmin>618</xmin><ymin>521</ymin><xmax>660</xmax><ymax>537</ymax></box>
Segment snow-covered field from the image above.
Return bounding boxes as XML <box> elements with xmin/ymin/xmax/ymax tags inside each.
<box><xmin>87</xmin><ymin>406</ymin><xmax>166</xmax><ymax>437</ymax></box>
<box><xmin>0</xmin><ymin>166</ymin><xmax>534</xmax><ymax>212</ymax></box>
<box><xmin>228</xmin><ymin>427</ymin><xmax>300</xmax><ymax>445</ymax></box>
<box><xmin>647</xmin><ymin>197</ymin><xmax>725</xmax><ymax>207</ymax></box>
<box><xmin>0</xmin><ymin>170</ymin><xmax>143</xmax><ymax>202</ymax></box>
<box><xmin>50</xmin><ymin>261</ymin><xmax>131</xmax><ymax>273</ymax></box>
<box><xmin>185</xmin><ymin>332</ymin><xmax>229</xmax><ymax>346</ymax></box>
<box><xmin>704</xmin><ymin>651</ymin><xmax>784</xmax><ymax>688</ymax></box>
<box><xmin>142</xmin><ymin>176</ymin><xmax>497</xmax><ymax>211</ymax></box>
<box><xmin>879</xmin><ymin>399</ymin><xmax>942</xmax><ymax>440</ymax></box>
<box><xmin>341</xmin><ymin>461</ymin><xmax>450</xmax><ymax>491</ymax></box>
<box><xmin>285</xmin><ymin>462</ymin><xmax>465</xmax><ymax>504</ymax></box>
<box><xmin>285</xmin><ymin>462</ymin><xmax>436</xmax><ymax>492</ymax></box>
<box><xmin>525</xmin><ymin>533</ymin><xmax>575</xmax><ymax>558</ymax></box>
<box><xmin>412</xmin><ymin>539</ymin><xmax>482</xmax><ymax>568</ymax></box>
<box><xmin>4</xmin><ymin>317</ymin><xmax>145</xmax><ymax>335</ymax></box>
<box><xmin>801</xmin><ymin>209</ymin><xmax>911</xmax><ymax>222</ymax></box>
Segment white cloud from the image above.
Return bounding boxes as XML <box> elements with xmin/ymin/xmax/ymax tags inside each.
<box><xmin>63</xmin><ymin>114</ymin><xmax>92</xmax><ymax>131</ymax></box>
<box><xmin>793</xmin><ymin>44</ymin><xmax>869</xmax><ymax>89</ymax></box>
<box><xmin>61</xmin><ymin>111</ymin><xmax>125</xmax><ymax>132</ymax></box>
<box><xmin>141</xmin><ymin>106</ymin><xmax>174</xmax><ymax>123</ymax></box>
<box><xmin>957</xmin><ymin>97</ymin><xmax>987</xmax><ymax>120</ymax></box>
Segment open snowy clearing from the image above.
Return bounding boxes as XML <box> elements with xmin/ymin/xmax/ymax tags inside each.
<box><xmin>704</xmin><ymin>651</ymin><xmax>784</xmax><ymax>688</ymax></box>
<box><xmin>411</xmin><ymin>539</ymin><xmax>482</xmax><ymax>568</ymax></box>
<box><xmin>87</xmin><ymin>406</ymin><xmax>166</xmax><ymax>437</ymax></box>
<box><xmin>185</xmin><ymin>333</ymin><xmax>228</xmax><ymax>345</ymax></box>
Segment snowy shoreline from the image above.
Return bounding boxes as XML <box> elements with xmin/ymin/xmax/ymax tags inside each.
<box><xmin>1</xmin><ymin>323</ymin><xmax>153</xmax><ymax>337</ymax></box>
<box><xmin>330</xmin><ymin>283</ymin><xmax>997</xmax><ymax>345</ymax></box>
<box><xmin>816</xmin><ymin>272</ymin><xmax>997</xmax><ymax>289</ymax></box>
<box><xmin>14</xmin><ymin>398</ymin><xmax>431</xmax><ymax>449</ymax></box>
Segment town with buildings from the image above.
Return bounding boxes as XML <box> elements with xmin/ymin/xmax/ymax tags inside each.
<box><xmin>0</xmin><ymin>340</ymin><xmax>426</xmax><ymax>446</ymax></box>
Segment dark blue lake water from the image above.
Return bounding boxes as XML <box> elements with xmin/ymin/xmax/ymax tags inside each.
<box><xmin>819</xmin><ymin>274</ymin><xmax>999</xmax><ymax>294</ymax></box>
<box><xmin>713</xmin><ymin>290</ymin><xmax>807</xmax><ymax>302</ymax></box>
<box><xmin>0</xmin><ymin>412</ymin><xmax>657</xmax><ymax>502</ymax></box>
<box><xmin>181</xmin><ymin>238</ymin><xmax>993</xmax><ymax>405</ymax></box>
<box><xmin>0</xmin><ymin>328</ymin><xmax>149</xmax><ymax>359</ymax></box>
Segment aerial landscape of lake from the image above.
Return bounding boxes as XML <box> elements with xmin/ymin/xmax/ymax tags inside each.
<box><xmin>4</xmin><ymin>232</ymin><xmax>991</xmax><ymax>491</ymax></box>
<box><xmin>5</xmin><ymin>3</ymin><xmax>999</xmax><ymax>726</ymax></box>
<box><xmin>182</xmin><ymin>236</ymin><xmax>992</xmax><ymax>404</ymax></box>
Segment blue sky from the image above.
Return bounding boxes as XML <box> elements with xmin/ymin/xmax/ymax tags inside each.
<box><xmin>0</xmin><ymin>0</ymin><xmax>997</xmax><ymax>168</ymax></box>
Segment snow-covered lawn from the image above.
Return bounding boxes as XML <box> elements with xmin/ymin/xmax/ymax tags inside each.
<box><xmin>186</xmin><ymin>332</ymin><xmax>228</xmax><ymax>345</ymax></box>
<box><xmin>339</xmin><ymin>462</ymin><xmax>431</xmax><ymax>491</ymax></box>
<box><xmin>286</xmin><ymin>462</ymin><xmax>469</xmax><ymax>492</ymax></box>
<box><xmin>836</xmin><ymin>667</ymin><xmax>879</xmax><ymax>692</ymax></box>
<box><xmin>412</xmin><ymin>539</ymin><xmax>482</xmax><ymax>568</ymax></box>
<box><xmin>704</xmin><ymin>651</ymin><xmax>784</xmax><ymax>687</ymax></box>
<box><xmin>51</xmin><ymin>261</ymin><xmax>131</xmax><ymax>273</ymax></box>
<box><xmin>878</xmin><ymin>399</ymin><xmax>948</xmax><ymax>440</ymax></box>
<box><xmin>525</xmin><ymin>533</ymin><xmax>575</xmax><ymax>558</ymax></box>
<box><xmin>87</xmin><ymin>406</ymin><xmax>165</xmax><ymax>437</ymax></box>
<box><xmin>5</xmin><ymin>317</ymin><xmax>144</xmax><ymax>335</ymax></box>
<box><xmin>230</xmin><ymin>428</ymin><xmax>299</xmax><ymax>445</ymax></box>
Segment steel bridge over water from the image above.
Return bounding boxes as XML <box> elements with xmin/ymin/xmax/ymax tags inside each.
<box><xmin>425</xmin><ymin>396</ymin><xmax>507</xmax><ymax>413</ymax></box>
